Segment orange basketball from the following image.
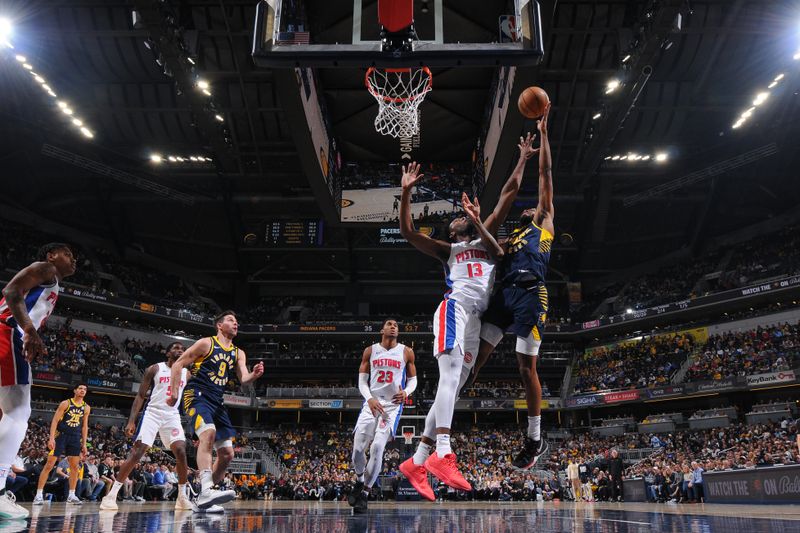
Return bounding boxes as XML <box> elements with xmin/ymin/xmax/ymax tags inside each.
<box><xmin>518</xmin><ymin>86</ymin><xmax>549</xmax><ymax>119</ymax></box>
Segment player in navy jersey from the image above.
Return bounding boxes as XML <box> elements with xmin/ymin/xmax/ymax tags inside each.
<box><xmin>34</xmin><ymin>383</ymin><xmax>91</xmax><ymax>505</ymax></box>
<box><xmin>472</xmin><ymin>103</ymin><xmax>553</xmax><ymax>470</ymax></box>
<box><xmin>167</xmin><ymin>310</ymin><xmax>263</xmax><ymax>511</ymax></box>
<box><xmin>0</xmin><ymin>243</ymin><xmax>75</xmax><ymax>520</ymax></box>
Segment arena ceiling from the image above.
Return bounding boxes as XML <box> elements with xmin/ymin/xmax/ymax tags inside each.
<box><xmin>1</xmin><ymin>0</ymin><xmax>799</xmax><ymax>296</ymax></box>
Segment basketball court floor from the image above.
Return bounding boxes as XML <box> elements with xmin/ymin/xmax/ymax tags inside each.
<box><xmin>9</xmin><ymin>501</ymin><xmax>800</xmax><ymax>533</ymax></box>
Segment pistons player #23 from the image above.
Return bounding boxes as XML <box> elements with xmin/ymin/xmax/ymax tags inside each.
<box><xmin>0</xmin><ymin>280</ymin><xmax>60</xmax><ymax>386</ymax></box>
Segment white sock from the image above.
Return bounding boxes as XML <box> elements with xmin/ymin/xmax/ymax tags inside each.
<box><xmin>357</xmin><ymin>473</ymin><xmax>364</xmax><ymax>483</ymax></box>
<box><xmin>68</xmin><ymin>490</ymin><xmax>76</xmax><ymax>499</ymax></box>
<box><xmin>107</xmin><ymin>481</ymin><xmax>123</xmax><ymax>498</ymax></box>
<box><xmin>200</xmin><ymin>469</ymin><xmax>213</xmax><ymax>492</ymax></box>
<box><xmin>528</xmin><ymin>416</ymin><xmax>541</xmax><ymax>440</ymax></box>
<box><xmin>0</xmin><ymin>464</ymin><xmax>9</xmax><ymax>492</ymax></box>
<box><xmin>412</xmin><ymin>442</ymin><xmax>432</xmax><ymax>466</ymax></box>
<box><xmin>36</xmin><ymin>489</ymin><xmax>43</xmax><ymax>498</ymax></box>
<box><xmin>435</xmin><ymin>434</ymin><xmax>452</xmax><ymax>457</ymax></box>
<box><xmin>178</xmin><ymin>483</ymin><xmax>187</xmax><ymax>497</ymax></box>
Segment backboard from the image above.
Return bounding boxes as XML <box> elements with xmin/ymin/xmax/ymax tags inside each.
<box><xmin>253</xmin><ymin>0</ymin><xmax>544</xmax><ymax>68</ymax></box>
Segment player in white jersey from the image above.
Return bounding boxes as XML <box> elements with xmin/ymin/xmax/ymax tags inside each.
<box><xmin>349</xmin><ymin>319</ymin><xmax>417</xmax><ymax>514</ymax></box>
<box><xmin>0</xmin><ymin>243</ymin><xmax>75</xmax><ymax>521</ymax></box>
<box><xmin>396</xmin><ymin>162</ymin><xmax>508</xmax><ymax>499</ymax></box>
<box><xmin>100</xmin><ymin>342</ymin><xmax>192</xmax><ymax>511</ymax></box>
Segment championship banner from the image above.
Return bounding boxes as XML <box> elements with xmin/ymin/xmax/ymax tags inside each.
<box><xmin>746</xmin><ymin>370</ymin><xmax>796</xmax><ymax>387</ymax></box>
<box><xmin>223</xmin><ymin>394</ymin><xmax>252</xmax><ymax>407</ymax></box>
<box><xmin>705</xmin><ymin>465</ymin><xmax>800</xmax><ymax>504</ymax></box>
<box><xmin>308</xmin><ymin>399</ymin><xmax>343</xmax><ymax>409</ymax></box>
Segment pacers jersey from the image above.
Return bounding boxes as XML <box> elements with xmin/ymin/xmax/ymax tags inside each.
<box><xmin>186</xmin><ymin>336</ymin><xmax>237</xmax><ymax>405</ymax></box>
<box><xmin>149</xmin><ymin>362</ymin><xmax>188</xmax><ymax>413</ymax></box>
<box><xmin>501</xmin><ymin>221</ymin><xmax>553</xmax><ymax>285</ymax></box>
<box><xmin>0</xmin><ymin>279</ymin><xmax>60</xmax><ymax>333</ymax></box>
<box><xmin>56</xmin><ymin>398</ymin><xmax>87</xmax><ymax>436</ymax></box>
<box><xmin>369</xmin><ymin>343</ymin><xmax>406</xmax><ymax>404</ymax></box>
<box><xmin>444</xmin><ymin>238</ymin><xmax>496</xmax><ymax>313</ymax></box>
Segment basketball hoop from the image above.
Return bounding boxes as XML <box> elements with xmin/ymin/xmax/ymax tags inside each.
<box><xmin>402</xmin><ymin>430</ymin><xmax>414</xmax><ymax>445</ymax></box>
<box><xmin>365</xmin><ymin>66</ymin><xmax>432</xmax><ymax>138</ymax></box>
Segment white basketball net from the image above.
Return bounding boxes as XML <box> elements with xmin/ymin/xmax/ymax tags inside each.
<box><xmin>366</xmin><ymin>67</ymin><xmax>432</xmax><ymax>138</ymax></box>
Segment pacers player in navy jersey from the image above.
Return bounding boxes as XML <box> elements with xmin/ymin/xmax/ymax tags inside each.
<box><xmin>33</xmin><ymin>383</ymin><xmax>91</xmax><ymax>505</ymax></box>
<box><xmin>472</xmin><ymin>103</ymin><xmax>553</xmax><ymax>470</ymax></box>
<box><xmin>167</xmin><ymin>311</ymin><xmax>263</xmax><ymax>510</ymax></box>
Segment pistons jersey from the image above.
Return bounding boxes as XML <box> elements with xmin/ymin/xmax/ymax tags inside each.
<box><xmin>369</xmin><ymin>343</ymin><xmax>407</xmax><ymax>404</ymax></box>
<box><xmin>149</xmin><ymin>362</ymin><xmax>188</xmax><ymax>413</ymax></box>
<box><xmin>0</xmin><ymin>280</ymin><xmax>60</xmax><ymax>333</ymax></box>
<box><xmin>443</xmin><ymin>239</ymin><xmax>496</xmax><ymax>313</ymax></box>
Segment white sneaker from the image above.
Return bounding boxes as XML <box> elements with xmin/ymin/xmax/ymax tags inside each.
<box><xmin>195</xmin><ymin>488</ymin><xmax>235</xmax><ymax>510</ymax></box>
<box><xmin>32</xmin><ymin>494</ymin><xmax>45</xmax><ymax>506</ymax></box>
<box><xmin>0</xmin><ymin>491</ymin><xmax>29</xmax><ymax>520</ymax></box>
<box><xmin>175</xmin><ymin>492</ymin><xmax>193</xmax><ymax>511</ymax></box>
<box><xmin>99</xmin><ymin>495</ymin><xmax>118</xmax><ymax>511</ymax></box>
<box><xmin>135</xmin><ymin>496</ymin><xmax>145</xmax><ymax>502</ymax></box>
<box><xmin>66</xmin><ymin>495</ymin><xmax>83</xmax><ymax>505</ymax></box>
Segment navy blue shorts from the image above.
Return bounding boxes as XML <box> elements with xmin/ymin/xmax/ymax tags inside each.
<box><xmin>182</xmin><ymin>386</ymin><xmax>236</xmax><ymax>442</ymax></box>
<box><xmin>51</xmin><ymin>433</ymin><xmax>81</xmax><ymax>457</ymax></box>
<box><xmin>482</xmin><ymin>282</ymin><xmax>548</xmax><ymax>341</ymax></box>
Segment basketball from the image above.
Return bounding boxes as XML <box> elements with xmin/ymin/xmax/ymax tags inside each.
<box><xmin>518</xmin><ymin>86</ymin><xmax>550</xmax><ymax>119</ymax></box>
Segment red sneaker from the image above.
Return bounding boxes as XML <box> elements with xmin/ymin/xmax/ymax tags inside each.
<box><xmin>424</xmin><ymin>452</ymin><xmax>472</xmax><ymax>491</ymax></box>
<box><xmin>399</xmin><ymin>457</ymin><xmax>435</xmax><ymax>501</ymax></box>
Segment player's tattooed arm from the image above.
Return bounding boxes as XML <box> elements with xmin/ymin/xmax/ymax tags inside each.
<box><xmin>81</xmin><ymin>404</ymin><xmax>91</xmax><ymax>457</ymax></box>
<box><xmin>462</xmin><ymin>193</ymin><xmax>504</xmax><ymax>261</ymax></box>
<box><xmin>2</xmin><ymin>261</ymin><xmax>58</xmax><ymax>362</ymax></box>
<box><xmin>48</xmin><ymin>400</ymin><xmax>69</xmax><ymax>450</ymax></box>
<box><xmin>399</xmin><ymin>162</ymin><xmax>451</xmax><ymax>261</ymax></box>
<box><xmin>484</xmin><ymin>132</ymin><xmax>539</xmax><ymax>235</ymax></box>
<box><xmin>166</xmin><ymin>337</ymin><xmax>212</xmax><ymax>406</ymax></box>
<box><xmin>126</xmin><ymin>364</ymin><xmax>158</xmax><ymax>437</ymax></box>
<box><xmin>236</xmin><ymin>348</ymin><xmax>264</xmax><ymax>384</ymax></box>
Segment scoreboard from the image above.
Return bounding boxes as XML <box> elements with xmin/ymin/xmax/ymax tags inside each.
<box><xmin>265</xmin><ymin>220</ymin><xmax>324</xmax><ymax>246</ymax></box>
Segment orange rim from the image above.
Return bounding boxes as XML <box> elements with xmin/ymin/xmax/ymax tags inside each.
<box><xmin>365</xmin><ymin>66</ymin><xmax>432</xmax><ymax>104</ymax></box>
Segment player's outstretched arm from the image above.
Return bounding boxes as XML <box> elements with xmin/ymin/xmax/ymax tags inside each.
<box><xmin>484</xmin><ymin>132</ymin><xmax>539</xmax><ymax>235</ymax></box>
<box><xmin>48</xmin><ymin>400</ymin><xmax>69</xmax><ymax>450</ymax></box>
<box><xmin>535</xmin><ymin>103</ymin><xmax>554</xmax><ymax>226</ymax></box>
<box><xmin>126</xmin><ymin>364</ymin><xmax>158</xmax><ymax>437</ymax></box>
<box><xmin>399</xmin><ymin>162</ymin><xmax>451</xmax><ymax>261</ymax></box>
<box><xmin>462</xmin><ymin>193</ymin><xmax>504</xmax><ymax>262</ymax></box>
<box><xmin>392</xmin><ymin>347</ymin><xmax>418</xmax><ymax>405</ymax></box>
<box><xmin>236</xmin><ymin>348</ymin><xmax>264</xmax><ymax>384</ymax></box>
<box><xmin>166</xmin><ymin>337</ymin><xmax>211</xmax><ymax>406</ymax></box>
<box><xmin>2</xmin><ymin>261</ymin><xmax>58</xmax><ymax>362</ymax></box>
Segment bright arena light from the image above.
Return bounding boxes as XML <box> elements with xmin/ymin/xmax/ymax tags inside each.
<box><xmin>197</xmin><ymin>79</ymin><xmax>209</xmax><ymax>89</ymax></box>
<box><xmin>605</xmin><ymin>79</ymin><xmax>620</xmax><ymax>94</ymax></box>
<box><xmin>150</xmin><ymin>154</ymin><xmax>163</xmax><ymax>163</ymax></box>
<box><xmin>72</xmin><ymin>118</ymin><xmax>83</xmax><ymax>126</ymax></box>
<box><xmin>592</xmin><ymin>112</ymin><xmax>602</xmax><ymax>120</ymax></box>
<box><xmin>14</xmin><ymin>54</ymin><xmax>25</xmax><ymax>62</ymax></box>
<box><xmin>79</xmin><ymin>127</ymin><xmax>93</xmax><ymax>138</ymax></box>
<box><xmin>201</xmin><ymin>88</ymin><xmax>211</xmax><ymax>96</ymax></box>
<box><xmin>214</xmin><ymin>114</ymin><xmax>224</xmax><ymax>122</ymax></box>
<box><xmin>655</xmin><ymin>153</ymin><xmax>668</xmax><ymax>162</ymax></box>
<box><xmin>752</xmin><ymin>92</ymin><xmax>769</xmax><ymax>106</ymax></box>
<box><xmin>0</xmin><ymin>17</ymin><xmax>13</xmax><ymax>43</ymax></box>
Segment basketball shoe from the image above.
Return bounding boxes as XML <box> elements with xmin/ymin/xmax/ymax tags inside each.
<box><xmin>512</xmin><ymin>437</ymin><xmax>549</xmax><ymax>470</ymax></box>
<box><xmin>399</xmin><ymin>458</ymin><xmax>435</xmax><ymax>501</ymax></box>
<box><xmin>424</xmin><ymin>453</ymin><xmax>471</xmax><ymax>491</ymax></box>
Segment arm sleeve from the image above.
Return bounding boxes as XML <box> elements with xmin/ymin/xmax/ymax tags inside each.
<box><xmin>358</xmin><ymin>373</ymin><xmax>373</xmax><ymax>402</ymax></box>
<box><xmin>402</xmin><ymin>375</ymin><xmax>417</xmax><ymax>396</ymax></box>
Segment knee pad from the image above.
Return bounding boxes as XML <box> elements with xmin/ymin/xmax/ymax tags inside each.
<box><xmin>516</xmin><ymin>333</ymin><xmax>542</xmax><ymax>356</ymax></box>
<box><xmin>480</xmin><ymin>322</ymin><xmax>504</xmax><ymax>347</ymax></box>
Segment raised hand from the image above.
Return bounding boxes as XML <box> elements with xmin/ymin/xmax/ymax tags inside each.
<box><xmin>537</xmin><ymin>102</ymin><xmax>551</xmax><ymax>136</ymax></box>
<box><xmin>401</xmin><ymin>162</ymin><xmax>424</xmax><ymax>190</ymax></box>
<box><xmin>461</xmin><ymin>192</ymin><xmax>481</xmax><ymax>223</ymax></box>
<box><xmin>518</xmin><ymin>132</ymin><xmax>539</xmax><ymax>161</ymax></box>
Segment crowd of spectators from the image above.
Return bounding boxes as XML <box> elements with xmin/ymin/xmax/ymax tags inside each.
<box><xmin>573</xmin><ymin>332</ymin><xmax>695</xmax><ymax>393</ymax></box>
<box><xmin>686</xmin><ymin>322</ymin><xmax>800</xmax><ymax>382</ymax></box>
<box><xmin>36</xmin><ymin>320</ymin><xmax>133</xmax><ymax>380</ymax></box>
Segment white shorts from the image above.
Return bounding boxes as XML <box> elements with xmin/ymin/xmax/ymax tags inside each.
<box><xmin>353</xmin><ymin>401</ymin><xmax>403</xmax><ymax>443</ymax></box>
<box><xmin>432</xmin><ymin>298</ymin><xmax>480</xmax><ymax>370</ymax></box>
<box><xmin>135</xmin><ymin>408</ymin><xmax>185</xmax><ymax>448</ymax></box>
